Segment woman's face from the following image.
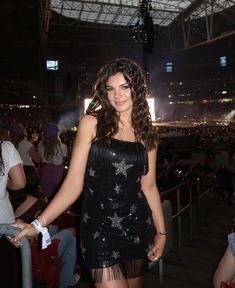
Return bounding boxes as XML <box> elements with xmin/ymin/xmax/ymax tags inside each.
<box><xmin>106</xmin><ymin>72</ymin><xmax>133</xmax><ymax>115</ymax></box>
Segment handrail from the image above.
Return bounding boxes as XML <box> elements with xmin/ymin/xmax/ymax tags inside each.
<box><xmin>160</xmin><ymin>173</ymin><xmax>216</xmax><ymax>256</ymax></box>
<box><xmin>0</xmin><ymin>224</ymin><xmax>32</xmax><ymax>288</ymax></box>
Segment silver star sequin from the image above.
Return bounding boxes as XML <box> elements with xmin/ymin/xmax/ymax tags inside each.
<box><xmin>112</xmin><ymin>159</ymin><xmax>133</xmax><ymax>177</ymax></box>
<box><xmin>82</xmin><ymin>212</ymin><xmax>90</xmax><ymax>223</ymax></box>
<box><xmin>136</xmin><ymin>177</ymin><xmax>140</xmax><ymax>183</ymax></box>
<box><xmin>88</xmin><ymin>167</ymin><xmax>95</xmax><ymax>177</ymax></box>
<box><xmin>111</xmin><ymin>251</ymin><xmax>120</xmax><ymax>259</ymax></box>
<box><xmin>89</xmin><ymin>188</ymin><xmax>94</xmax><ymax>195</ymax></box>
<box><xmin>93</xmin><ymin>231</ymin><xmax>100</xmax><ymax>239</ymax></box>
<box><xmin>114</xmin><ymin>184</ymin><xmax>121</xmax><ymax>194</ymax></box>
<box><xmin>100</xmin><ymin>203</ymin><xmax>105</xmax><ymax>210</ymax></box>
<box><xmin>112</xmin><ymin>203</ymin><xmax>119</xmax><ymax>209</ymax></box>
<box><xmin>133</xmin><ymin>236</ymin><xmax>140</xmax><ymax>244</ymax></box>
<box><xmin>146</xmin><ymin>216</ymin><xmax>152</xmax><ymax>226</ymax></box>
<box><xmin>108</xmin><ymin>212</ymin><xmax>125</xmax><ymax>230</ymax></box>
<box><xmin>137</xmin><ymin>191</ymin><xmax>142</xmax><ymax>198</ymax></box>
<box><xmin>130</xmin><ymin>204</ymin><xmax>137</xmax><ymax>213</ymax></box>
<box><xmin>80</xmin><ymin>241</ymin><xmax>86</xmax><ymax>255</ymax></box>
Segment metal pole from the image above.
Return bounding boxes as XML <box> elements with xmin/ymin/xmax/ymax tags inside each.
<box><xmin>176</xmin><ymin>188</ymin><xmax>182</xmax><ymax>257</ymax></box>
<box><xmin>189</xmin><ymin>185</ymin><xmax>193</xmax><ymax>238</ymax></box>
<box><xmin>0</xmin><ymin>224</ymin><xmax>32</xmax><ymax>288</ymax></box>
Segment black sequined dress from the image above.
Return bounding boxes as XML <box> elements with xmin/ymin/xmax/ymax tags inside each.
<box><xmin>80</xmin><ymin>138</ymin><xmax>154</xmax><ymax>281</ymax></box>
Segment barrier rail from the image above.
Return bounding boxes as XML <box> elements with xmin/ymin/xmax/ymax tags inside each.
<box><xmin>0</xmin><ymin>224</ymin><xmax>32</xmax><ymax>288</ymax></box>
<box><xmin>160</xmin><ymin>173</ymin><xmax>216</xmax><ymax>256</ymax></box>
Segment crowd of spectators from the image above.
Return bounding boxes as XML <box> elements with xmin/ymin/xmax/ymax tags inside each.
<box><xmin>1</xmin><ymin>113</ymin><xmax>234</xmax><ymax>196</ymax></box>
<box><xmin>0</xmin><ymin>112</ymin><xmax>234</xmax><ymax>286</ymax></box>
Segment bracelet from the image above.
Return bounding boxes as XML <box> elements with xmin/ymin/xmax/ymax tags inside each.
<box><xmin>158</xmin><ymin>231</ymin><xmax>167</xmax><ymax>236</ymax></box>
<box><xmin>31</xmin><ymin>219</ymin><xmax>44</xmax><ymax>234</ymax></box>
<box><xmin>31</xmin><ymin>219</ymin><xmax>51</xmax><ymax>249</ymax></box>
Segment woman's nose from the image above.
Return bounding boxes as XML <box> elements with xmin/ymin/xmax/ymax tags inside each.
<box><xmin>114</xmin><ymin>89</ymin><xmax>121</xmax><ymax>98</ymax></box>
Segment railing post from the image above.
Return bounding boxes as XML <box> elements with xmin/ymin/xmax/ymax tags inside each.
<box><xmin>196</xmin><ymin>177</ymin><xmax>201</xmax><ymax>225</ymax></box>
<box><xmin>176</xmin><ymin>188</ymin><xmax>182</xmax><ymax>257</ymax></box>
<box><xmin>189</xmin><ymin>185</ymin><xmax>193</xmax><ymax>239</ymax></box>
<box><xmin>0</xmin><ymin>224</ymin><xmax>32</xmax><ymax>288</ymax></box>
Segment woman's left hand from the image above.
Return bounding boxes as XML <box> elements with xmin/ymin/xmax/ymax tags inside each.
<box><xmin>147</xmin><ymin>234</ymin><xmax>166</xmax><ymax>261</ymax></box>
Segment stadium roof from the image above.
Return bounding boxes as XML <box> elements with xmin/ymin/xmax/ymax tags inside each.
<box><xmin>51</xmin><ymin>0</ymin><xmax>235</xmax><ymax>29</ymax></box>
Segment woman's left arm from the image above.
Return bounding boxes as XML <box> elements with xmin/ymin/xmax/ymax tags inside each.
<box><xmin>141</xmin><ymin>147</ymin><xmax>166</xmax><ymax>261</ymax></box>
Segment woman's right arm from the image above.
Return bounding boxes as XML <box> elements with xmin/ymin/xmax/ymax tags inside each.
<box><xmin>13</xmin><ymin>115</ymin><xmax>96</xmax><ymax>240</ymax></box>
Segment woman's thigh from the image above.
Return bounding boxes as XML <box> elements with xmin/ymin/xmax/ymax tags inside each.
<box><xmin>127</xmin><ymin>277</ymin><xmax>143</xmax><ymax>288</ymax></box>
<box><xmin>91</xmin><ymin>267</ymin><xmax>143</xmax><ymax>288</ymax></box>
<box><xmin>93</xmin><ymin>267</ymin><xmax>129</xmax><ymax>288</ymax></box>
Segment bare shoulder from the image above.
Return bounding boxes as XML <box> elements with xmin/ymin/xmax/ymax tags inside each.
<box><xmin>79</xmin><ymin>114</ymin><xmax>97</xmax><ymax>127</ymax></box>
<box><xmin>77</xmin><ymin>114</ymin><xmax>97</xmax><ymax>140</ymax></box>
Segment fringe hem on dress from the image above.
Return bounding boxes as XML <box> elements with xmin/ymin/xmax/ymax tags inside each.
<box><xmin>90</xmin><ymin>258</ymin><xmax>147</xmax><ymax>283</ymax></box>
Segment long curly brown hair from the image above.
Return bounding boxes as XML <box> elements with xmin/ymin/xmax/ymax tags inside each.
<box><xmin>86</xmin><ymin>58</ymin><xmax>157</xmax><ymax>151</ymax></box>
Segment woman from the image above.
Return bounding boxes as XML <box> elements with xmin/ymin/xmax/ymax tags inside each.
<box><xmin>0</xmin><ymin>139</ymin><xmax>26</xmax><ymax>285</ymax></box>
<box><xmin>13</xmin><ymin>58</ymin><xmax>166</xmax><ymax>288</ymax></box>
<box><xmin>38</xmin><ymin>122</ymin><xmax>68</xmax><ymax>201</ymax></box>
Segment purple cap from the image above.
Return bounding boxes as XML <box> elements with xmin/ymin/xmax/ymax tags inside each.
<box><xmin>44</xmin><ymin>122</ymin><xmax>59</xmax><ymax>137</ymax></box>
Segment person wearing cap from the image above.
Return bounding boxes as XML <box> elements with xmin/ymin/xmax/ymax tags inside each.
<box><xmin>38</xmin><ymin>122</ymin><xmax>68</xmax><ymax>201</ymax></box>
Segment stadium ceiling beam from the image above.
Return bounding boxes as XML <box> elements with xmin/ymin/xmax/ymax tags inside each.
<box><xmin>163</xmin><ymin>0</ymin><xmax>235</xmax><ymax>53</ymax></box>
<box><xmin>65</xmin><ymin>0</ymin><xmax>180</xmax><ymax>14</ymax></box>
<box><xmin>50</xmin><ymin>0</ymin><xmax>183</xmax><ymax>30</ymax></box>
<box><xmin>168</xmin><ymin>0</ymin><xmax>205</xmax><ymax>33</ymax></box>
<box><xmin>38</xmin><ymin>0</ymin><xmax>51</xmax><ymax>42</ymax></box>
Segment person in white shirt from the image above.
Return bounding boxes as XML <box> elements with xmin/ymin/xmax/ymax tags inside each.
<box><xmin>0</xmin><ymin>140</ymin><xmax>26</xmax><ymax>285</ymax></box>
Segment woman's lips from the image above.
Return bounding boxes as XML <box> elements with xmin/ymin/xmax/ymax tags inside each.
<box><xmin>115</xmin><ymin>100</ymin><xmax>126</xmax><ymax>106</ymax></box>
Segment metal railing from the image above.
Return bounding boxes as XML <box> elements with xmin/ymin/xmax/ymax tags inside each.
<box><xmin>160</xmin><ymin>173</ymin><xmax>216</xmax><ymax>256</ymax></box>
<box><xmin>0</xmin><ymin>224</ymin><xmax>32</xmax><ymax>288</ymax></box>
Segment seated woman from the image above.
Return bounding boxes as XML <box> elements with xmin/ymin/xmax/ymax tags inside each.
<box><xmin>10</xmin><ymin>166</ymin><xmax>80</xmax><ymax>288</ymax></box>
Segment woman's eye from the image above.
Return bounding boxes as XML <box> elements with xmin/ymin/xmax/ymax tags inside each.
<box><xmin>106</xmin><ymin>87</ymin><xmax>113</xmax><ymax>92</ymax></box>
<box><xmin>122</xmin><ymin>85</ymin><xmax>129</xmax><ymax>90</ymax></box>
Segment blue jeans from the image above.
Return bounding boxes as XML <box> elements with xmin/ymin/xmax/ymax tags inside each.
<box><xmin>48</xmin><ymin>225</ymin><xmax>77</xmax><ymax>288</ymax></box>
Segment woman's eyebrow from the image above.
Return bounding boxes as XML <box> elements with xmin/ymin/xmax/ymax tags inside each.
<box><xmin>105</xmin><ymin>82</ymin><xmax>128</xmax><ymax>88</ymax></box>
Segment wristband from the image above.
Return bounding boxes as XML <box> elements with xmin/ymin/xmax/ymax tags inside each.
<box><xmin>31</xmin><ymin>219</ymin><xmax>51</xmax><ymax>249</ymax></box>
